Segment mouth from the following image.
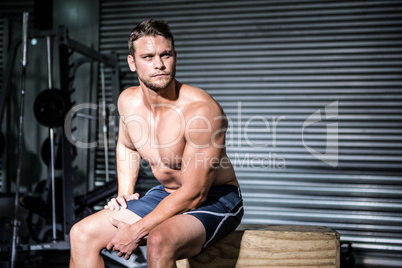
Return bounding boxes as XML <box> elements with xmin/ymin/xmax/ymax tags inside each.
<box><xmin>153</xmin><ymin>73</ymin><xmax>169</xmax><ymax>78</ymax></box>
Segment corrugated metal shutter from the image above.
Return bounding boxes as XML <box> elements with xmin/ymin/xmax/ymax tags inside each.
<box><xmin>99</xmin><ymin>0</ymin><xmax>402</xmax><ymax>265</ymax></box>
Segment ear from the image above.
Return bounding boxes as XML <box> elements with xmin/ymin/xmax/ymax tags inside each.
<box><xmin>174</xmin><ymin>51</ymin><xmax>177</xmax><ymax>66</ymax></box>
<box><xmin>127</xmin><ymin>55</ymin><xmax>136</xmax><ymax>72</ymax></box>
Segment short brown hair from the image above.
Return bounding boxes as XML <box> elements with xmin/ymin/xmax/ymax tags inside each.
<box><xmin>128</xmin><ymin>19</ymin><xmax>175</xmax><ymax>56</ymax></box>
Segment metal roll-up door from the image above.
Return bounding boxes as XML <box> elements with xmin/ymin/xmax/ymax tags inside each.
<box><xmin>99</xmin><ymin>1</ymin><xmax>402</xmax><ymax>265</ymax></box>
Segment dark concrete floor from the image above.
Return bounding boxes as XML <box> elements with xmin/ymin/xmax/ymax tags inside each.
<box><xmin>0</xmin><ymin>250</ymin><xmax>144</xmax><ymax>268</ymax></box>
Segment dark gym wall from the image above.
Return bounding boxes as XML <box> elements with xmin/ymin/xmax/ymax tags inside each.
<box><xmin>52</xmin><ymin>0</ymin><xmax>99</xmax><ymax>193</ymax></box>
<box><xmin>1</xmin><ymin>2</ymin><xmax>47</xmax><ymax>193</ymax></box>
<box><xmin>0</xmin><ymin>0</ymin><xmax>98</xmax><ymax>193</ymax></box>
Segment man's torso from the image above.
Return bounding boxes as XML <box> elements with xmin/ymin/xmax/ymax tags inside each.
<box><xmin>120</xmin><ymin>83</ymin><xmax>238</xmax><ymax>192</ymax></box>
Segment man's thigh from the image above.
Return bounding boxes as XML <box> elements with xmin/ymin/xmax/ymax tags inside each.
<box><xmin>83</xmin><ymin>207</ymin><xmax>142</xmax><ymax>226</ymax></box>
<box><xmin>73</xmin><ymin>208</ymin><xmax>142</xmax><ymax>244</ymax></box>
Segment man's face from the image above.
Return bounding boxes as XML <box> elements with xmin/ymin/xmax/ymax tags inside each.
<box><xmin>128</xmin><ymin>35</ymin><xmax>176</xmax><ymax>92</ymax></box>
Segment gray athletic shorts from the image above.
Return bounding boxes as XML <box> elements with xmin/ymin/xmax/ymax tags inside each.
<box><xmin>126</xmin><ymin>184</ymin><xmax>244</xmax><ymax>251</ymax></box>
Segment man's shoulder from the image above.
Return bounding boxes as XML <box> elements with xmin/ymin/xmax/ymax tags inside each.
<box><xmin>180</xmin><ymin>85</ymin><xmax>228</xmax><ymax>139</ymax></box>
<box><xmin>180</xmin><ymin>83</ymin><xmax>207</xmax><ymax>97</ymax></box>
<box><xmin>180</xmin><ymin>84</ymin><xmax>224</xmax><ymax>119</ymax></box>
<box><xmin>118</xmin><ymin>86</ymin><xmax>142</xmax><ymax>112</ymax></box>
<box><xmin>120</xmin><ymin>86</ymin><xmax>141</xmax><ymax>99</ymax></box>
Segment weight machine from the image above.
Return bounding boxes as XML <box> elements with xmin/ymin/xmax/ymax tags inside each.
<box><xmin>0</xmin><ymin>13</ymin><xmax>149</xmax><ymax>267</ymax></box>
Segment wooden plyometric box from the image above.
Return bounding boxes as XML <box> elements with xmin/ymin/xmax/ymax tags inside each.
<box><xmin>177</xmin><ymin>224</ymin><xmax>340</xmax><ymax>268</ymax></box>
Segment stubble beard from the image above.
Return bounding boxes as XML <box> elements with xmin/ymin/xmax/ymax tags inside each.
<box><xmin>138</xmin><ymin>67</ymin><xmax>176</xmax><ymax>93</ymax></box>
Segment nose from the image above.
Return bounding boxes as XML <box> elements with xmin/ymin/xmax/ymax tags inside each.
<box><xmin>154</xmin><ymin>56</ymin><xmax>165</xmax><ymax>70</ymax></box>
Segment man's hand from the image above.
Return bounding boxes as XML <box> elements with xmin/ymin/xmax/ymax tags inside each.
<box><xmin>104</xmin><ymin>193</ymin><xmax>140</xmax><ymax>210</ymax></box>
<box><xmin>106</xmin><ymin>217</ymin><xmax>147</xmax><ymax>260</ymax></box>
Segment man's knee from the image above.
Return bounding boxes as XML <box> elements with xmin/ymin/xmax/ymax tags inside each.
<box><xmin>70</xmin><ymin>219</ymin><xmax>94</xmax><ymax>246</ymax></box>
<box><xmin>147</xmin><ymin>228</ymin><xmax>175</xmax><ymax>258</ymax></box>
<box><xmin>70</xmin><ymin>221</ymin><xmax>84</xmax><ymax>244</ymax></box>
<box><xmin>147</xmin><ymin>228</ymin><xmax>166</xmax><ymax>249</ymax></box>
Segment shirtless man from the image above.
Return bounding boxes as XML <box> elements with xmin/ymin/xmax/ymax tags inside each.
<box><xmin>69</xmin><ymin>19</ymin><xmax>243</xmax><ymax>268</ymax></box>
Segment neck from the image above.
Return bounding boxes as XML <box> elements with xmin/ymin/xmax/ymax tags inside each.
<box><xmin>141</xmin><ymin>80</ymin><xmax>180</xmax><ymax>114</ymax></box>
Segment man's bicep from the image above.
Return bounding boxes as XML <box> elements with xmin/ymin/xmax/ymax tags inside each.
<box><xmin>180</xmin><ymin>119</ymin><xmax>225</xmax><ymax>190</ymax></box>
<box><xmin>184</xmin><ymin>103</ymin><xmax>226</xmax><ymax>150</ymax></box>
<box><xmin>116</xmin><ymin>118</ymin><xmax>141</xmax><ymax>196</ymax></box>
<box><xmin>117</xmin><ymin>118</ymin><xmax>140</xmax><ymax>169</ymax></box>
<box><xmin>117</xmin><ymin>117</ymin><xmax>136</xmax><ymax>149</ymax></box>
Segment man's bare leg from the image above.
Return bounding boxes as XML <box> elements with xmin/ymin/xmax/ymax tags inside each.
<box><xmin>146</xmin><ymin>214</ymin><xmax>206</xmax><ymax>268</ymax></box>
<box><xmin>69</xmin><ymin>208</ymin><xmax>141</xmax><ymax>268</ymax></box>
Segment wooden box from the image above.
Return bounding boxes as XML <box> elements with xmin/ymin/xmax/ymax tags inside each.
<box><xmin>177</xmin><ymin>224</ymin><xmax>340</xmax><ymax>268</ymax></box>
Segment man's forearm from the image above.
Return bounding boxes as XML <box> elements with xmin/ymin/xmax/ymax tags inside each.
<box><xmin>116</xmin><ymin>141</ymin><xmax>141</xmax><ymax>196</ymax></box>
<box><xmin>133</xmin><ymin>187</ymin><xmax>204</xmax><ymax>234</ymax></box>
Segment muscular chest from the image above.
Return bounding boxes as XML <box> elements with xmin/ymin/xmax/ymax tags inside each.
<box><xmin>127</xmin><ymin>111</ymin><xmax>186</xmax><ymax>169</ymax></box>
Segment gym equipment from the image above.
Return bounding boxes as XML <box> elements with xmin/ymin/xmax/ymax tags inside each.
<box><xmin>33</xmin><ymin>88</ymin><xmax>71</xmax><ymax>128</ymax></box>
<box><xmin>0</xmin><ymin>131</ymin><xmax>5</xmax><ymax>155</ymax></box>
<box><xmin>0</xmin><ymin>31</ymin><xmax>22</xmax><ymax>127</ymax></box>
<box><xmin>47</xmin><ymin>34</ymin><xmax>58</xmax><ymax>242</ymax></box>
<box><xmin>0</xmin><ymin>13</ymin><xmax>122</xmax><ymax>266</ymax></box>
<box><xmin>100</xmin><ymin>63</ymin><xmax>110</xmax><ymax>182</ymax></box>
<box><xmin>10</xmin><ymin>12</ymin><xmax>29</xmax><ymax>268</ymax></box>
<box><xmin>40</xmin><ymin>137</ymin><xmax>63</xmax><ymax>168</ymax></box>
<box><xmin>102</xmin><ymin>247</ymin><xmax>148</xmax><ymax>268</ymax></box>
<box><xmin>19</xmin><ymin>177</ymin><xmax>63</xmax><ymax>224</ymax></box>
